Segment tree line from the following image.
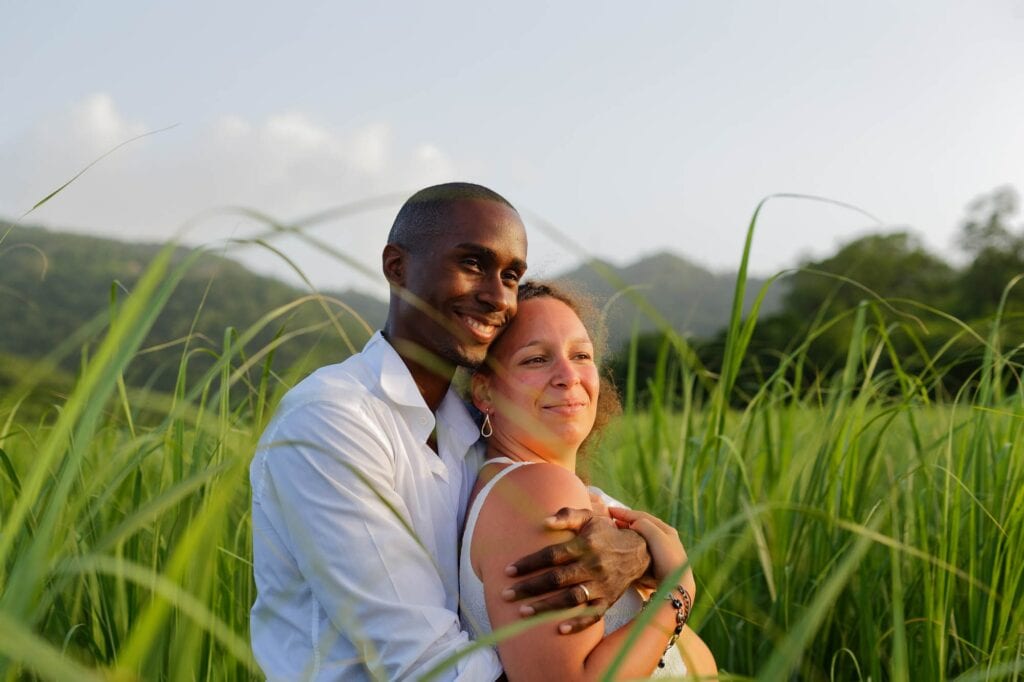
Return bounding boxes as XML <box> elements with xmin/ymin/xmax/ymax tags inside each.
<box><xmin>610</xmin><ymin>186</ymin><xmax>1024</xmax><ymax>405</ymax></box>
<box><xmin>5</xmin><ymin>185</ymin><xmax>1022</xmax><ymax>410</ymax></box>
<box><xmin>0</xmin><ymin>223</ymin><xmax>387</xmax><ymax>398</ymax></box>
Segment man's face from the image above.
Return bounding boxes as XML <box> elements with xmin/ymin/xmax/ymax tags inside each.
<box><xmin>389</xmin><ymin>199</ymin><xmax>528</xmax><ymax>370</ymax></box>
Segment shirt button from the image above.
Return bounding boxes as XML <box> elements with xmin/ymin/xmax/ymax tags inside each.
<box><xmin>420</xmin><ymin>417</ymin><xmax>429</xmax><ymax>425</ymax></box>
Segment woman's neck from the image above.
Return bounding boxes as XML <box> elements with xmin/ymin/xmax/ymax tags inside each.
<box><xmin>484</xmin><ymin>435</ymin><xmax>577</xmax><ymax>473</ymax></box>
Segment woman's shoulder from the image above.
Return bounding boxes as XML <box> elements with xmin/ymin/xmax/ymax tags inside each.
<box><xmin>470</xmin><ymin>462</ymin><xmax>591</xmax><ymax>577</ymax></box>
<box><xmin>481</xmin><ymin>462</ymin><xmax>592</xmax><ymax>521</ymax></box>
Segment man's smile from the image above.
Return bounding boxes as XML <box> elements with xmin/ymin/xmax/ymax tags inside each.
<box><xmin>457</xmin><ymin>313</ymin><xmax>504</xmax><ymax>343</ymax></box>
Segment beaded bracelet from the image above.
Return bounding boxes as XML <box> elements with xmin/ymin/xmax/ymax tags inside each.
<box><xmin>642</xmin><ymin>584</ymin><xmax>692</xmax><ymax>669</ymax></box>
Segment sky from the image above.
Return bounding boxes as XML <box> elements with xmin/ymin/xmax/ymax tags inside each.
<box><xmin>3</xmin><ymin>1</ymin><xmax>1023</xmax><ymax>298</ymax></box>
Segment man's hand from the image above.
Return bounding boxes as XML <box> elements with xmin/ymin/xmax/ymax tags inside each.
<box><xmin>501</xmin><ymin>507</ymin><xmax>651</xmax><ymax>634</ymax></box>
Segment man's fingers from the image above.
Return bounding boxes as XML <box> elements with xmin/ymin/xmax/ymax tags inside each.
<box><xmin>505</xmin><ymin>536</ymin><xmax>584</xmax><ymax>578</ymax></box>
<box><xmin>520</xmin><ymin>586</ymin><xmax>604</xmax><ymax>617</ymax></box>
<box><xmin>503</xmin><ymin>561</ymin><xmax>589</xmax><ymax>601</ymax></box>
<box><xmin>543</xmin><ymin>506</ymin><xmax>593</xmax><ymax>531</ymax></box>
<box><xmin>557</xmin><ymin>612</ymin><xmax>603</xmax><ymax>635</ymax></box>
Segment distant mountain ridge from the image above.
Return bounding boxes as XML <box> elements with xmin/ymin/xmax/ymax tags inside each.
<box><xmin>556</xmin><ymin>250</ymin><xmax>785</xmax><ymax>347</ymax></box>
<box><xmin>1</xmin><ymin>221</ymin><xmax>783</xmax><ymax>389</ymax></box>
<box><xmin>0</xmin><ymin>221</ymin><xmax>387</xmax><ymax>392</ymax></box>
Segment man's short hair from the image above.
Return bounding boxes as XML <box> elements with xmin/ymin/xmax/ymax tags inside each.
<box><xmin>387</xmin><ymin>182</ymin><xmax>517</xmax><ymax>254</ymax></box>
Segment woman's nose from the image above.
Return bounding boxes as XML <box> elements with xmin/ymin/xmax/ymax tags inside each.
<box><xmin>550</xmin><ymin>356</ymin><xmax>580</xmax><ymax>388</ymax></box>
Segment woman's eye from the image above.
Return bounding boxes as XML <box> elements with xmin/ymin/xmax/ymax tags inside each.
<box><xmin>523</xmin><ymin>356</ymin><xmax>546</xmax><ymax>365</ymax></box>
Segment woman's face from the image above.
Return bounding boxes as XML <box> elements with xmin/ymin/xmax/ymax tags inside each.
<box><xmin>474</xmin><ymin>296</ymin><xmax>600</xmax><ymax>461</ymax></box>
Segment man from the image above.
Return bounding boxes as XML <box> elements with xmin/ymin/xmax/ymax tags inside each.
<box><xmin>250</xmin><ymin>183</ymin><xmax>652</xmax><ymax>680</ymax></box>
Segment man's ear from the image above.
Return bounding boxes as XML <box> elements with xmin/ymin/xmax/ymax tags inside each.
<box><xmin>471</xmin><ymin>372</ymin><xmax>492</xmax><ymax>413</ymax></box>
<box><xmin>382</xmin><ymin>244</ymin><xmax>406</xmax><ymax>286</ymax></box>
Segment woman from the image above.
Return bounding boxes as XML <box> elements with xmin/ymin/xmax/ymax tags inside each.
<box><xmin>460</xmin><ymin>282</ymin><xmax>715</xmax><ymax>680</ymax></box>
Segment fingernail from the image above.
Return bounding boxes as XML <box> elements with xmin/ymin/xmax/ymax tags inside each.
<box><xmin>504</xmin><ymin>564</ymin><xmax>518</xmax><ymax>576</ymax></box>
<box><xmin>543</xmin><ymin>515</ymin><xmax>559</xmax><ymax>526</ymax></box>
<box><xmin>519</xmin><ymin>605</ymin><xmax>535</xmax><ymax>616</ymax></box>
<box><xmin>559</xmin><ymin>623</ymin><xmax>572</xmax><ymax>634</ymax></box>
<box><xmin>501</xmin><ymin>588</ymin><xmax>515</xmax><ymax>601</ymax></box>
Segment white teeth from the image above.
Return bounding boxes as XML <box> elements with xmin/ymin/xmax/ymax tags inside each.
<box><xmin>462</xmin><ymin>316</ymin><xmax>495</xmax><ymax>335</ymax></box>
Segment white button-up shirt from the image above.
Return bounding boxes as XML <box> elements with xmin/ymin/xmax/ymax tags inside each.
<box><xmin>250</xmin><ymin>332</ymin><xmax>502</xmax><ymax>681</ymax></box>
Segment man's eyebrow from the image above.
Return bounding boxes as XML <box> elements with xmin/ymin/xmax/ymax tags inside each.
<box><xmin>454</xmin><ymin>243</ymin><xmax>527</xmax><ymax>272</ymax></box>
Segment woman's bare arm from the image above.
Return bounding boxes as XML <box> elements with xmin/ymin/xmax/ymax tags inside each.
<box><xmin>471</xmin><ymin>464</ymin><xmax>682</xmax><ymax>681</ymax></box>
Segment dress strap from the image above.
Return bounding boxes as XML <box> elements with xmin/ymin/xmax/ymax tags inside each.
<box><xmin>462</xmin><ymin>458</ymin><xmax>534</xmax><ymax>580</ymax></box>
<box><xmin>481</xmin><ymin>455</ymin><xmax>521</xmax><ymax>468</ymax></box>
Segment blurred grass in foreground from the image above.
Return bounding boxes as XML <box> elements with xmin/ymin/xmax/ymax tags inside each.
<box><xmin>1</xmin><ymin>199</ymin><xmax>1023</xmax><ymax>681</ymax></box>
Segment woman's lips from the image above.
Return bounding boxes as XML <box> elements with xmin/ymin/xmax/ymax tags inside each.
<box><xmin>542</xmin><ymin>401</ymin><xmax>588</xmax><ymax>416</ymax></box>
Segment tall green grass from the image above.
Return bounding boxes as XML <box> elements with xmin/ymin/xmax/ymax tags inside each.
<box><xmin>589</xmin><ymin>197</ymin><xmax>1024</xmax><ymax>679</ymax></box>
<box><xmin>1</xmin><ymin>195</ymin><xmax>1022</xmax><ymax>681</ymax></box>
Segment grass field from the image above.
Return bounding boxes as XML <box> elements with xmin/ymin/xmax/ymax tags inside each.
<box><xmin>2</xmin><ymin>220</ymin><xmax>1023</xmax><ymax>680</ymax></box>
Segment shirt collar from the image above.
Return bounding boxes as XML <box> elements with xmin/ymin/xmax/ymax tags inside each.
<box><xmin>368</xmin><ymin>332</ymin><xmax>480</xmax><ymax>459</ymax></box>
<box><xmin>370</xmin><ymin>332</ymin><xmax>429</xmax><ymax>410</ymax></box>
<box><xmin>437</xmin><ymin>381</ymin><xmax>483</xmax><ymax>460</ymax></box>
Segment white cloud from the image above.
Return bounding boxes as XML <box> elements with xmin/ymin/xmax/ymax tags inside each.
<box><xmin>348</xmin><ymin>123</ymin><xmax>390</xmax><ymax>175</ymax></box>
<box><xmin>72</xmin><ymin>93</ymin><xmax>147</xmax><ymax>146</ymax></box>
<box><xmin>0</xmin><ymin>94</ymin><xmax>459</xmax><ymax>291</ymax></box>
<box><xmin>265</xmin><ymin>112</ymin><xmax>331</xmax><ymax>149</ymax></box>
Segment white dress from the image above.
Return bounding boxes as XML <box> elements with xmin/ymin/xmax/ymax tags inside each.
<box><xmin>459</xmin><ymin>458</ymin><xmax>687</xmax><ymax>678</ymax></box>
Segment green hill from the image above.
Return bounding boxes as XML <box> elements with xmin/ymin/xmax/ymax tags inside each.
<box><xmin>1</xmin><ymin>221</ymin><xmax>783</xmax><ymax>392</ymax></box>
<box><xmin>0</xmin><ymin>221</ymin><xmax>387</xmax><ymax>393</ymax></box>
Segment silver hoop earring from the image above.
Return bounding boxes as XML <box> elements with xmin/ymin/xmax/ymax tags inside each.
<box><xmin>480</xmin><ymin>412</ymin><xmax>493</xmax><ymax>438</ymax></box>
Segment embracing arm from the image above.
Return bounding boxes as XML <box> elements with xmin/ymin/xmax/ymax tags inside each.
<box><xmin>502</xmin><ymin>500</ymin><xmax>659</xmax><ymax>632</ymax></box>
<box><xmin>472</xmin><ymin>464</ymin><xmax>684</xmax><ymax>681</ymax></box>
<box><xmin>254</xmin><ymin>399</ymin><xmax>500</xmax><ymax>681</ymax></box>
